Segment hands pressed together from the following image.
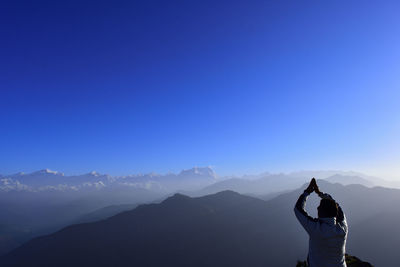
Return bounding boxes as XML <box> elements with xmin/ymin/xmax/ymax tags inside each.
<box><xmin>305</xmin><ymin>178</ymin><xmax>323</xmax><ymax>197</ymax></box>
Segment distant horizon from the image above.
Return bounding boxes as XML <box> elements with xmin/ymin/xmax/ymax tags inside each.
<box><xmin>2</xmin><ymin>166</ymin><xmax>398</xmax><ymax>181</ymax></box>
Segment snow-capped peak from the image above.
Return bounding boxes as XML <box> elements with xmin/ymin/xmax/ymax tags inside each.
<box><xmin>179</xmin><ymin>167</ymin><xmax>217</xmax><ymax>179</ymax></box>
<box><xmin>42</xmin><ymin>169</ymin><xmax>55</xmax><ymax>174</ymax></box>
<box><xmin>34</xmin><ymin>169</ymin><xmax>64</xmax><ymax>176</ymax></box>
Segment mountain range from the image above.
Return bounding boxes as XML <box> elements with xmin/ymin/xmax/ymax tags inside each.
<box><xmin>0</xmin><ymin>167</ymin><xmax>218</xmax><ymax>192</ymax></box>
<box><xmin>2</xmin><ymin>180</ymin><xmax>400</xmax><ymax>266</ymax></box>
<box><xmin>1</xmin><ymin>168</ymin><xmax>399</xmax><ymax>264</ymax></box>
<box><xmin>4</xmin><ymin>168</ymin><xmax>398</xmax><ymax>194</ymax></box>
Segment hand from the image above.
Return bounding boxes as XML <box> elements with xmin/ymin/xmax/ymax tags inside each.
<box><xmin>313</xmin><ymin>180</ymin><xmax>325</xmax><ymax>198</ymax></box>
<box><xmin>305</xmin><ymin>178</ymin><xmax>317</xmax><ymax>194</ymax></box>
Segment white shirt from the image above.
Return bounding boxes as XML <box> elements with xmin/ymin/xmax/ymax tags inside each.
<box><xmin>294</xmin><ymin>191</ymin><xmax>348</xmax><ymax>267</ymax></box>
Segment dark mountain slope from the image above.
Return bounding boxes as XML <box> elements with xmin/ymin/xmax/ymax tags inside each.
<box><xmin>196</xmin><ymin>174</ymin><xmax>307</xmax><ymax>196</ymax></box>
<box><xmin>4</xmin><ymin>181</ymin><xmax>400</xmax><ymax>267</ymax></box>
<box><xmin>349</xmin><ymin>210</ymin><xmax>400</xmax><ymax>266</ymax></box>
<box><xmin>0</xmin><ymin>187</ymin><xmax>163</xmax><ymax>256</ymax></box>
<box><xmin>75</xmin><ymin>203</ymin><xmax>138</xmax><ymax>223</ymax></box>
<box><xmin>324</xmin><ymin>174</ymin><xmax>375</xmax><ymax>187</ymax></box>
<box><xmin>1</xmin><ymin>191</ymin><xmax>305</xmax><ymax>267</ymax></box>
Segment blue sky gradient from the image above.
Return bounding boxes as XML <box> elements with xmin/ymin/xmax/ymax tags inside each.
<box><xmin>1</xmin><ymin>1</ymin><xmax>399</xmax><ymax>177</ymax></box>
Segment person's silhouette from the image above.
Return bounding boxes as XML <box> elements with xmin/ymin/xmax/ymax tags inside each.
<box><xmin>294</xmin><ymin>178</ymin><xmax>348</xmax><ymax>267</ymax></box>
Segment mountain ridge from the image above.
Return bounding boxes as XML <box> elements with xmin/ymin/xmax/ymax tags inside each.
<box><xmin>0</xmin><ymin>167</ymin><xmax>217</xmax><ymax>192</ymax></box>
<box><xmin>5</xmin><ymin>182</ymin><xmax>397</xmax><ymax>266</ymax></box>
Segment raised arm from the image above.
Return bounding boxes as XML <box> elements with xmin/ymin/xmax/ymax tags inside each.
<box><xmin>294</xmin><ymin>179</ymin><xmax>318</xmax><ymax>234</ymax></box>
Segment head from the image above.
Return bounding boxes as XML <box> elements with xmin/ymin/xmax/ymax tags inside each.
<box><xmin>318</xmin><ymin>198</ymin><xmax>338</xmax><ymax>218</ymax></box>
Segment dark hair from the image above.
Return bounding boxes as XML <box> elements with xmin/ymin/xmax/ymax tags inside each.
<box><xmin>319</xmin><ymin>199</ymin><xmax>338</xmax><ymax>218</ymax></box>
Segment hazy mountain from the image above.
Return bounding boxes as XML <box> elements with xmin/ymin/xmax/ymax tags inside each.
<box><xmin>3</xmin><ymin>168</ymin><xmax>397</xmax><ymax>195</ymax></box>
<box><xmin>195</xmin><ymin>173</ymin><xmax>308</xmax><ymax>196</ymax></box>
<box><xmin>0</xmin><ymin>167</ymin><xmax>217</xmax><ymax>192</ymax></box>
<box><xmin>3</xmin><ymin>181</ymin><xmax>400</xmax><ymax>266</ymax></box>
<box><xmin>75</xmin><ymin>203</ymin><xmax>139</xmax><ymax>224</ymax></box>
<box><xmin>2</xmin><ymin>190</ymin><xmax>303</xmax><ymax>267</ymax></box>
<box><xmin>0</xmin><ymin>167</ymin><xmax>218</xmax><ymax>256</ymax></box>
<box><xmin>2</xmin><ymin>168</ymin><xmax>400</xmax><ymax>264</ymax></box>
<box><xmin>6</xmin><ymin>169</ymin><xmax>114</xmax><ymax>188</ymax></box>
<box><xmin>288</xmin><ymin>170</ymin><xmax>372</xmax><ymax>179</ymax></box>
<box><xmin>324</xmin><ymin>174</ymin><xmax>375</xmax><ymax>187</ymax></box>
<box><xmin>0</xmin><ymin>187</ymin><xmax>163</xmax><ymax>256</ymax></box>
<box><xmin>290</xmin><ymin>170</ymin><xmax>400</xmax><ymax>189</ymax></box>
<box><xmin>195</xmin><ymin>172</ymin><xmax>381</xmax><ymax>198</ymax></box>
<box><xmin>119</xmin><ymin>166</ymin><xmax>217</xmax><ymax>191</ymax></box>
<box><xmin>0</xmin><ymin>224</ymin><xmax>33</xmax><ymax>259</ymax></box>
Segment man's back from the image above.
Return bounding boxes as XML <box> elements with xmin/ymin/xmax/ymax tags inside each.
<box><xmin>294</xmin><ymin>179</ymin><xmax>348</xmax><ymax>267</ymax></box>
<box><xmin>306</xmin><ymin>217</ymin><xmax>347</xmax><ymax>267</ymax></box>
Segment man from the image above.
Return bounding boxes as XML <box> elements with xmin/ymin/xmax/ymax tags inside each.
<box><xmin>294</xmin><ymin>178</ymin><xmax>348</xmax><ymax>267</ymax></box>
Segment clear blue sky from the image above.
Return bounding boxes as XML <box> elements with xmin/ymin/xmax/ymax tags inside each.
<box><xmin>1</xmin><ymin>1</ymin><xmax>399</xmax><ymax>178</ymax></box>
